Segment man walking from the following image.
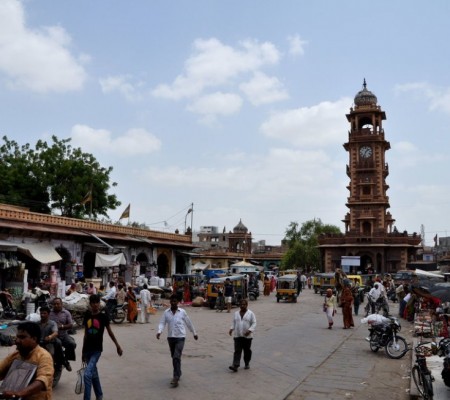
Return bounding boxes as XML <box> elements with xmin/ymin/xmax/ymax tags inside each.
<box><xmin>224</xmin><ymin>278</ymin><xmax>234</xmax><ymax>313</ymax></box>
<box><xmin>156</xmin><ymin>294</ymin><xmax>198</xmax><ymax>388</ymax></box>
<box><xmin>82</xmin><ymin>294</ymin><xmax>123</xmax><ymax>400</ymax></box>
<box><xmin>229</xmin><ymin>299</ymin><xmax>256</xmax><ymax>372</ymax></box>
<box><xmin>101</xmin><ymin>281</ymin><xmax>117</xmax><ymax>319</ymax></box>
<box><xmin>139</xmin><ymin>284</ymin><xmax>152</xmax><ymax>324</ymax></box>
<box><xmin>49</xmin><ymin>297</ymin><xmax>76</xmax><ymax>371</ymax></box>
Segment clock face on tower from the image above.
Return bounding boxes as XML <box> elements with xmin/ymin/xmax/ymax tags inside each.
<box><xmin>359</xmin><ymin>146</ymin><xmax>372</xmax><ymax>159</ymax></box>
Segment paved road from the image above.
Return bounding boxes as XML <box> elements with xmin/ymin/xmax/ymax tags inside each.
<box><xmin>0</xmin><ymin>288</ymin><xmax>415</xmax><ymax>400</ymax></box>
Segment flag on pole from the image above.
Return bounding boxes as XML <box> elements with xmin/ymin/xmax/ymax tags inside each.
<box><xmin>119</xmin><ymin>204</ymin><xmax>130</xmax><ymax>220</ymax></box>
<box><xmin>80</xmin><ymin>190</ymin><xmax>92</xmax><ymax>205</ymax></box>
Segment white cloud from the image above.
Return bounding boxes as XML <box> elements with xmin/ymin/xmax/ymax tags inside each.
<box><xmin>70</xmin><ymin>125</ymin><xmax>161</xmax><ymax>157</ymax></box>
<box><xmin>260</xmin><ymin>97</ymin><xmax>352</xmax><ymax>147</ymax></box>
<box><xmin>152</xmin><ymin>37</ymin><xmax>281</xmax><ymax>100</ymax></box>
<box><xmin>395</xmin><ymin>82</ymin><xmax>450</xmax><ymax>114</ymax></box>
<box><xmin>0</xmin><ymin>0</ymin><xmax>87</xmax><ymax>93</ymax></box>
<box><xmin>99</xmin><ymin>75</ymin><xmax>143</xmax><ymax>102</ymax></box>
<box><xmin>240</xmin><ymin>71</ymin><xmax>289</xmax><ymax>106</ymax></box>
<box><xmin>287</xmin><ymin>34</ymin><xmax>308</xmax><ymax>56</ymax></box>
<box><xmin>186</xmin><ymin>92</ymin><xmax>243</xmax><ymax>117</ymax></box>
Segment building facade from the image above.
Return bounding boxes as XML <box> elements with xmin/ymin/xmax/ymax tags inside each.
<box><xmin>0</xmin><ymin>203</ymin><xmax>194</xmax><ymax>298</ymax></box>
<box><xmin>318</xmin><ymin>81</ymin><xmax>421</xmax><ymax>274</ymax></box>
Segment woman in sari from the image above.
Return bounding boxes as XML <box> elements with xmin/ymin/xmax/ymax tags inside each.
<box><xmin>183</xmin><ymin>281</ymin><xmax>191</xmax><ymax>303</ymax></box>
<box><xmin>126</xmin><ymin>286</ymin><xmax>138</xmax><ymax>323</ymax></box>
<box><xmin>263</xmin><ymin>275</ymin><xmax>271</xmax><ymax>296</ymax></box>
<box><xmin>340</xmin><ymin>281</ymin><xmax>354</xmax><ymax>329</ymax></box>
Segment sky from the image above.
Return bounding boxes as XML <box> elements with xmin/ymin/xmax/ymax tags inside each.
<box><xmin>1</xmin><ymin>0</ymin><xmax>450</xmax><ymax>247</ymax></box>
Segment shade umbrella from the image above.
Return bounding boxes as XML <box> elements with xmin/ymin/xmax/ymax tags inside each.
<box><xmin>148</xmin><ymin>286</ymin><xmax>164</xmax><ymax>293</ymax></box>
<box><xmin>429</xmin><ymin>288</ymin><xmax>450</xmax><ymax>303</ymax></box>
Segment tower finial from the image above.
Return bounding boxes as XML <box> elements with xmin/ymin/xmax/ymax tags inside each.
<box><xmin>363</xmin><ymin>78</ymin><xmax>367</xmax><ymax>89</ymax></box>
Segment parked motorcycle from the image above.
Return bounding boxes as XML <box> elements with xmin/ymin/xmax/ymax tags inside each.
<box><xmin>438</xmin><ymin>337</ymin><xmax>450</xmax><ymax>387</ymax></box>
<box><xmin>365</xmin><ymin>315</ymin><xmax>408</xmax><ymax>359</ymax></box>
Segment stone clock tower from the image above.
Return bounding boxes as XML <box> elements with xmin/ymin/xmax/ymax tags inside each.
<box><xmin>318</xmin><ymin>80</ymin><xmax>421</xmax><ymax>274</ymax></box>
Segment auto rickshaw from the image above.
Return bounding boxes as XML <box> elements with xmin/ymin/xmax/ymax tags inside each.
<box><xmin>318</xmin><ymin>273</ymin><xmax>336</xmax><ymax>295</ymax></box>
<box><xmin>206</xmin><ymin>275</ymin><xmax>248</xmax><ymax>310</ymax></box>
<box><xmin>276</xmin><ymin>274</ymin><xmax>298</xmax><ymax>303</ymax></box>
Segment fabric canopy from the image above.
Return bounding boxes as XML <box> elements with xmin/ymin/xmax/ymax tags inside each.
<box><xmin>191</xmin><ymin>262</ymin><xmax>210</xmax><ymax>270</ymax></box>
<box><xmin>95</xmin><ymin>253</ymin><xmax>126</xmax><ymax>267</ymax></box>
<box><xmin>415</xmin><ymin>269</ymin><xmax>444</xmax><ymax>279</ymax></box>
<box><xmin>0</xmin><ymin>240</ymin><xmax>61</xmax><ymax>264</ymax></box>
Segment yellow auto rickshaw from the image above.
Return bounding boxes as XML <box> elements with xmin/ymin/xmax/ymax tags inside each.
<box><xmin>276</xmin><ymin>274</ymin><xmax>299</xmax><ymax>303</ymax></box>
<box><xmin>206</xmin><ymin>275</ymin><xmax>248</xmax><ymax>310</ymax></box>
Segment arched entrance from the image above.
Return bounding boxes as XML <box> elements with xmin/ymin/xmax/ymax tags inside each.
<box><xmin>360</xmin><ymin>254</ymin><xmax>373</xmax><ymax>274</ymax></box>
<box><xmin>137</xmin><ymin>252</ymin><xmax>149</xmax><ymax>275</ymax></box>
<box><xmin>157</xmin><ymin>253</ymin><xmax>169</xmax><ymax>278</ymax></box>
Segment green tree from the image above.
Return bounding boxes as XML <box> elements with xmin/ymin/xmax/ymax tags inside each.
<box><xmin>281</xmin><ymin>219</ymin><xmax>341</xmax><ymax>272</ymax></box>
<box><xmin>0</xmin><ymin>135</ymin><xmax>120</xmax><ymax>219</ymax></box>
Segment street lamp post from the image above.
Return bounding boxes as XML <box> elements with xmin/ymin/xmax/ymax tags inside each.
<box><xmin>184</xmin><ymin>203</ymin><xmax>193</xmax><ymax>234</ymax></box>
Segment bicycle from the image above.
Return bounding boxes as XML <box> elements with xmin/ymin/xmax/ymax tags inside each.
<box><xmin>411</xmin><ymin>341</ymin><xmax>435</xmax><ymax>399</ymax></box>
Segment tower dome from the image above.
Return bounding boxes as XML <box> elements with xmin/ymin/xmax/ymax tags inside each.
<box><xmin>354</xmin><ymin>79</ymin><xmax>377</xmax><ymax>106</ymax></box>
<box><xmin>233</xmin><ymin>219</ymin><xmax>248</xmax><ymax>233</ymax></box>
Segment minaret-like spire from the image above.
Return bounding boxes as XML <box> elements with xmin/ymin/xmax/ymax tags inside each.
<box><xmin>363</xmin><ymin>78</ymin><xmax>367</xmax><ymax>89</ymax></box>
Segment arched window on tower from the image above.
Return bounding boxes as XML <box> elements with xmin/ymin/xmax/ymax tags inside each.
<box><xmin>362</xmin><ymin>221</ymin><xmax>371</xmax><ymax>236</ymax></box>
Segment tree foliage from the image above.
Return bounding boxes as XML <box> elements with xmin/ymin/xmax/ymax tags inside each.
<box><xmin>0</xmin><ymin>135</ymin><xmax>120</xmax><ymax>219</ymax></box>
<box><xmin>281</xmin><ymin>219</ymin><xmax>341</xmax><ymax>272</ymax></box>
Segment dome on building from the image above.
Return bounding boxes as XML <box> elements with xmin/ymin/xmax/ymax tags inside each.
<box><xmin>233</xmin><ymin>219</ymin><xmax>248</xmax><ymax>233</ymax></box>
<box><xmin>354</xmin><ymin>79</ymin><xmax>377</xmax><ymax>106</ymax></box>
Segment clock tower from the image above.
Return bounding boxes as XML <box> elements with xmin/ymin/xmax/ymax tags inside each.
<box><xmin>318</xmin><ymin>80</ymin><xmax>421</xmax><ymax>273</ymax></box>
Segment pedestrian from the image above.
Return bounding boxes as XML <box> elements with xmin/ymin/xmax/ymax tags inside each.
<box><xmin>0</xmin><ymin>322</ymin><xmax>54</xmax><ymax>399</ymax></box>
<box><xmin>49</xmin><ymin>297</ymin><xmax>77</xmax><ymax>371</ymax></box>
<box><xmin>126</xmin><ymin>286</ymin><xmax>138</xmax><ymax>323</ymax></box>
<box><xmin>116</xmin><ymin>284</ymin><xmax>126</xmax><ymax>306</ymax></box>
<box><xmin>139</xmin><ymin>284</ymin><xmax>152</xmax><ymax>324</ymax></box>
<box><xmin>323</xmin><ymin>288</ymin><xmax>337</xmax><ymax>329</ymax></box>
<box><xmin>263</xmin><ymin>275</ymin><xmax>270</xmax><ymax>296</ymax></box>
<box><xmin>156</xmin><ymin>294</ymin><xmax>198</xmax><ymax>388</ymax></box>
<box><xmin>301</xmin><ymin>273</ymin><xmax>307</xmax><ymax>289</ymax></box>
<box><xmin>270</xmin><ymin>275</ymin><xmax>276</xmax><ymax>293</ymax></box>
<box><xmin>87</xmin><ymin>283</ymin><xmax>97</xmax><ymax>295</ymax></box>
<box><xmin>224</xmin><ymin>278</ymin><xmax>234</xmax><ymax>313</ymax></box>
<box><xmin>228</xmin><ymin>299</ymin><xmax>256</xmax><ymax>372</ymax></box>
<box><xmin>352</xmin><ymin>279</ymin><xmax>361</xmax><ymax>316</ymax></box>
<box><xmin>82</xmin><ymin>294</ymin><xmax>123</xmax><ymax>400</ymax></box>
<box><xmin>97</xmin><ymin>284</ymin><xmax>105</xmax><ymax>297</ymax></box>
<box><xmin>183</xmin><ymin>280</ymin><xmax>191</xmax><ymax>303</ymax></box>
<box><xmin>340</xmin><ymin>281</ymin><xmax>354</xmax><ymax>329</ymax></box>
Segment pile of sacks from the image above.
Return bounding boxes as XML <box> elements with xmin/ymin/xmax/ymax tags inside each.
<box><xmin>63</xmin><ymin>292</ymin><xmax>105</xmax><ymax>311</ymax></box>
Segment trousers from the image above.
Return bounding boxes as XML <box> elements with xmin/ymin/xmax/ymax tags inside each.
<box><xmin>232</xmin><ymin>337</ymin><xmax>252</xmax><ymax>367</ymax></box>
<box><xmin>167</xmin><ymin>337</ymin><xmax>185</xmax><ymax>379</ymax></box>
<box><xmin>84</xmin><ymin>351</ymin><xmax>103</xmax><ymax>400</ymax></box>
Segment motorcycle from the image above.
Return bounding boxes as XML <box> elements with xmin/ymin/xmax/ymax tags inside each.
<box><xmin>248</xmin><ymin>283</ymin><xmax>260</xmax><ymax>301</ymax></box>
<box><xmin>40</xmin><ymin>340</ymin><xmax>64</xmax><ymax>388</ymax></box>
<box><xmin>438</xmin><ymin>337</ymin><xmax>450</xmax><ymax>387</ymax></box>
<box><xmin>109</xmin><ymin>302</ymin><xmax>126</xmax><ymax>324</ymax></box>
<box><xmin>365</xmin><ymin>315</ymin><xmax>408</xmax><ymax>359</ymax></box>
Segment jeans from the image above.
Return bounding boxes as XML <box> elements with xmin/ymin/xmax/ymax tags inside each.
<box><xmin>232</xmin><ymin>337</ymin><xmax>252</xmax><ymax>367</ymax></box>
<box><xmin>84</xmin><ymin>351</ymin><xmax>103</xmax><ymax>400</ymax></box>
<box><xmin>167</xmin><ymin>337</ymin><xmax>185</xmax><ymax>379</ymax></box>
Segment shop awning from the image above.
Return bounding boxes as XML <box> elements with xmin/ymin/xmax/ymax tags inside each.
<box><xmin>17</xmin><ymin>242</ymin><xmax>62</xmax><ymax>264</ymax></box>
<box><xmin>95</xmin><ymin>253</ymin><xmax>127</xmax><ymax>267</ymax></box>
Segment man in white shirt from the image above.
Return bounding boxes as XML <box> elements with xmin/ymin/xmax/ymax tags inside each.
<box><xmin>156</xmin><ymin>294</ymin><xmax>198</xmax><ymax>387</ymax></box>
<box><xmin>229</xmin><ymin>299</ymin><xmax>257</xmax><ymax>372</ymax></box>
<box><xmin>138</xmin><ymin>284</ymin><xmax>152</xmax><ymax>324</ymax></box>
<box><xmin>102</xmin><ymin>281</ymin><xmax>117</xmax><ymax>319</ymax></box>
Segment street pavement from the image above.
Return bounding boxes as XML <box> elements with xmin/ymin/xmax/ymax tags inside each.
<box><xmin>1</xmin><ymin>286</ymin><xmax>447</xmax><ymax>399</ymax></box>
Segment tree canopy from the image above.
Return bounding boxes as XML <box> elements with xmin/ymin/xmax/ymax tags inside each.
<box><xmin>281</xmin><ymin>219</ymin><xmax>341</xmax><ymax>272</ymax></box>
<box><xmin>0</xmin><ymin>135</ymin><xmax>120</xmax><ymax>219</ymax></box>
